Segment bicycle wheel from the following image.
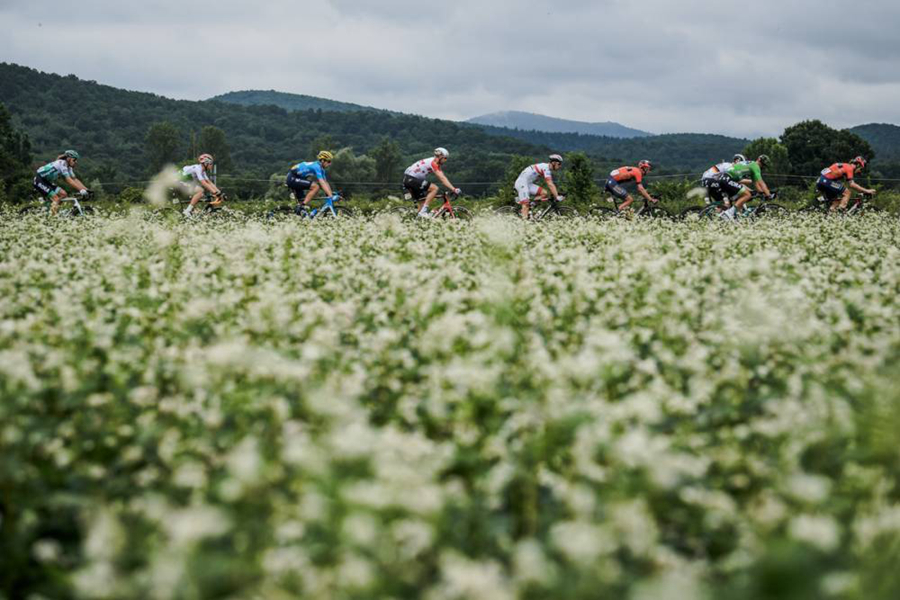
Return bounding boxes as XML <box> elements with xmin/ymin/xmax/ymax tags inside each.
<box><xmin>590</xmin><ymin>206</ymin><xmax>617</xmax><ymax>219</ymax></box>
<box><xmin>797</xmin><ymin>204</ymin><xmax>825</xmax><ymax>215</ymax></box>
<box><xmin>317</xmin><ymin>206</ymin><xmax>353</xmax><ymax>218</ymax></box>
<box><xmin>542</xmin><ymin>205</ymin><xmax>578</xmax><ymax>219</ymax></box>
<box><xmin>699</xmin><ymin>205</ymin><xmax>725</xmax><ymax>220</ymax></box>
<box><xmin>18</xmin><ymin>204</ymin><xmax>45</xmax><ymax>216</ymax></box>
<box><xmin>638</xmin><ymin>205</ymin><xmax>672</xmax><ymax>219</ymax></box>
<box><xmin>855</xmin><ymin>204</ymin><xmax>884</xmax><ymax>215</ymax></box>
<box><xmin>493</xmin><ymin>205</ymin><xmax>521</xmax><ymax>217</ymax></box>
<box><xmin>678</xmin><ymin>206</ymin><xmax>706</xmax><ymax>220</ymax></box>
<box><xmin>753</xmin><ymin>204</ymin><xmax>790</xmax><ymax>219</ymax></box>
<box><xmin>72</xmin><ymin>206</ymin><xmax>96</xmax><ymax>217</ymax></box>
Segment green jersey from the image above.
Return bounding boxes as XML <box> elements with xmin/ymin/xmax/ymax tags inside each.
<box><xmin>727</xmin><ymin>161</ymin><xmax>762</xmax><ymax>183</ymax></box>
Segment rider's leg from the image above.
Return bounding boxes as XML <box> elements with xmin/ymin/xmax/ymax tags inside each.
<box><xmin>418</xmin><ymin>184</ymin><xmax>439</xmax><ymax>213</ymax></box>
<box><xmin>50</xmin><ymin>190</ymin><xmax>66</xmax><ymax>215</ymax></box>
<box><xmin>520</xmin><ymin>199</ymin><xmax>531</xmax><ymax>219</ymax></box>
<box><xmin>183</xmin><ymin>188</ymin><xmax>205</xmax><ymax>215</ymax></box>
<box><xmin>832</xmin><ymin>188</ymin><xmax>852</xmax><ymax>211</ymax></box>
<box><xmin>732</xmin><ymin>188</ymin><xmax>752</xmax><ymax>210</ymax></box>
<box><xmin>303</xmin><ymin>182</ymin><xmax>320</xmax><ymax>206</ymax></box>
<box><xmin>618</xmin><ymin>194</ymin><xmax>635</xmax><ymax>212</ymax></box>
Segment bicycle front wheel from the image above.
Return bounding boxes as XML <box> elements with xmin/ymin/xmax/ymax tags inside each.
<box><xmin>317</xmin><ymin>206</ymin><xmax>353</xmax><ymax>218</ymax></box>
<box><xmin>754</xmin><ymin>204</ymin><xmax>790</xmax><ymax>219</ymax></box>
<box><xmin>590</xmin><ymin>206</ymin><xmax>617</xmax><ymax>219</ymax></box>
<box><xmin>493</xmin><ymin>205</ymin><xmax>521</xmax><ymax>217</ymax></box>
<box><xmin>542</xmin><ymin>205</ymin><xmax>578</xmax><ymax>219</ymax></box>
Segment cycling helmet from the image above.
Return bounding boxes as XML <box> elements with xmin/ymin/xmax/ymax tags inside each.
<box><xmin>732</xmin><ymin>153</ymin><xmax>747</xmax><ymax>163</ymax></box>
<box><xmin>757</xmin><ymin>154</ymin><xmax>771</xmax><ymax>167</ymax></box>
<box><xmin>638</xmin><ymin>159</ymin><xmax>652</xmax><ymax>172</ymax></box>
<box><xmin>434</xmin><ymin>147</ymin><xmax>450</xmax><ymax>159</ymax></box>
<box><xmin>317</xmin><ymin>150</ymin><xmax>334</xmax><ymax>162</ymax></box>
<box><xmin>198</xmin><ymin>153</ymin><xmax>215</xmax><ymax>166</ymax></box>
<box><xmin>549</xmin><ymin>154</ymin><xmax>564</xmax><ymax>163</ymax></box>
<box><xmin>64</xmin><ymin>149</ymin><xmax>80</xmax><ymax>160</ymax></box>
<box><xmin>850</xmin><ymin>155</ymin><xmax>867</xmax><ymax>170</ymax></box>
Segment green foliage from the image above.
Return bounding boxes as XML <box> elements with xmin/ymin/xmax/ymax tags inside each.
<box><xmin>497</xmin><ymin>155</ymin><xmax>533</xmax><ymax>205</ymax></box>
<box><xmin>211</xmin><ymin>89</ymin><xmax>383</xmax><ymax>113</ymax></box>
<box><xmin>0</xmin><ymin>102</ymin><xmax>33</xmax><ymax>202</ymax></box>
<box><xmin>145</xmin><ymin>121</ymin><xmax>181</xmax><ymax>173</ymax></box>
<box><xmin>562</xmin><ymin>151</ymin><xmax>597</xmax><ymax>205</ymax></box>
<box><xmin>371</xmin><ymin>137</ymin><xmax>402</xmax><ymax>185</ymax></box>
<box><xmin>849</xmin><ymin>123</ymin><xmax>900</xmax><ymax>161</ymax></box>
<box><xmin>330</xmin><ymin>147</ymin><xmax>376</xmax><ymax>194</ymax></box>
<box><xmin>781</xmin><ymin>120</ymin><xmax>874</xmax><ymax>178</ymax></box>
<box><xmin>199</xmin><ymin>125</ymin><xmax>233</xmax><ymax>170</ymax></box>
<box><xmin>118</xmin><ymin>186</ymin><xmax>145</xmax><ymax>204</ymax></box>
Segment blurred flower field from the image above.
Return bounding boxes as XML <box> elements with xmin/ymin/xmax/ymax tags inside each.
<box><xmin>1</xmin><ymin>211</ymin><xmax>899</xmax><ymax>599</ymax></box>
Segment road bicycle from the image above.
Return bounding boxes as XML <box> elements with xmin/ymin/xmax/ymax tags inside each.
<box><xmin>589</xmin><ymin>190</ymin><xmax>670</xmax><ymax>219</ymax></box>
<box><xmin>19</xmin><ymin>191</ymin><xmax>96</xmax><ymax>217</ymax></box>
<box><xmin>391</xmin><ymin>191</ymin><xmax>471</xmax><ymax>220</ymax></box>
<box><xmin>797</xmin><ymin>192</ymin><xmax>883</xmax><ymax>216</ymax></box>
<box><xmin>267</xmin><ymin>192</ymin><xmax>352</xmax><ymax>219</ymax></box>
<box><xmin>698</xmin><ymin>190</ymin><xmax>789</xmax><ymax>220</ymax></box>
<box><xmin>494</xmin><ymin>196</ymin><xmax>576</xmax><ymax>220</ymax></box>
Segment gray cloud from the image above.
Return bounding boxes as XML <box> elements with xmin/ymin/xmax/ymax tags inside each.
<box><xmin>1</xmin><ymin>0</ymin><xmax>898</xmax><ymax>137</ymax></box>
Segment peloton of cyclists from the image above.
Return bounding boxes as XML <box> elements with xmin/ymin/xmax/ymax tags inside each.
<box><xmin>817</xmin><ymin>156</ymin><xmax>876</xmax><ymax>212</ymax></box>
<box><xmin>181</xmin><ymin>154</ymin><xmax>226</xmax><ymax>217</ymax></box>
<box><xmin>605</xmin><ymin>160</ymin><xmax>658</xmax><ymax>213</ymax></box>
<box><xmin>286</xmin><ymin>150</ymin><xmax>339</xmax><ymax>210</ymax></box>
<box><xmin>701</xmin><ymin>154</ymin><xmax>747</xmax><ymax>206</ymax></box>
<box><xmin>402</xmin><ymin>147</ymin><xmax>461</xmax><ymax>218</ymax></box>
<box><xmin>718</xmin><ymin>155</ymin><xmax>774</xmax><ymax>220</ymax></box>
<box><xmin>515</xmin><ymin>154</ymin><xmax>565</xmax><ymax>219</ymax></box>
<box><xmin>33</xmin><ymin>150</ymin><xmax>91</xmax><ymax>215</ymax></box>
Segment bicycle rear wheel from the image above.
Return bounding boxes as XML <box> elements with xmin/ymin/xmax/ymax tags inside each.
<box><xmin>541</xmin><ymin>205</ymin><xmax>578</xmax><ymax>219</ymax></box>
<box><xmin>493</xmin><ymin>205</ymin><xmax>521</xmax><ymax>217</ymax></box>
<box><xmin>638</xmin><ymin>205</ymin><xmax>672</xmax><ymax>219</ymax></box>
<box><xmin>678</xmin><ymin>206</ymin><xmax>706</xmax><ymax>220</ymax></box>
<box><xmin>437</xmin><ymin>206</ymin><xmax>472</xmax><ymax>220</ymax></box>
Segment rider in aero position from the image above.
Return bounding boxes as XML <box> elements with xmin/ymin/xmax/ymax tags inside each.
<box><xmin>605</xmin><ymin>160</ymin><xmax>657</xmax><ymax>212</ymax></box>
<box><xmin>402</xmin><ymin>147</ymin><xmax>460</xmax><ymax>217</ymax></box>
<box><xmin>515</xmin><ymin>154</ymin><xmax>564</xmax><ymax>219</ymax></box>
<box><xmin>33</xmin><ymin>150</ymin><xmax>90</xmax><ymax>215</ymax></box>
<box><xmin>286</xmin><ymin>150</ymin><xmax>338</xmax><ymax>209</ymax></box>
<box><xmin>817</xmin><ymin>156</ymin><xmax>875</xmax><ymax>211</ymax></box>
<box><xmin>181</xmin><ymin>154</ymin><xmax>225</xmax><ymax>216</ymax></box>
<box><xmin>719</xmin><ymin>155</ymin><xmax>774</xmax><ymax>219</ymax></box>
<box><xmin>701</xmin><ymin>154</ymin><xmax>746</xmax><ymax>206</ymax></box>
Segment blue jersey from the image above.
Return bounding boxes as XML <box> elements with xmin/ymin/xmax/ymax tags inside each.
<box><xmin>291</xmin><ymin>161</ymin><xmax>327</xmax><ymax>181</ymax></box>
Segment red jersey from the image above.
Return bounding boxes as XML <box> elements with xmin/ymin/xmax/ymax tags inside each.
<box><xmin>821</xmin><ymin>163</ymin><xmax>856</xmax><ymax>181</ymax></box>
<box><xmin>610</xmin><ymin>166</ymin><xmax>644</xmax><ymax>184</ymax></box>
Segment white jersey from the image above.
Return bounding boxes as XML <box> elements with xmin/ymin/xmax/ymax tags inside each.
<box><xmin>517</xmin><ymin>163</ymin><xmax>554</xmax><ymax>185</ymax></box>
<box><xmin>36</xmin><ymin>159</ymin><xmax>74</xmax><ymax>182</ymax></box>
<box><xmin>702</xmin><ymin>162</ymin><xmax>732</xmax><ymax>180</ymax></box>
<box><xmin>404</xmin><ymin>157</ymin><xmax>442</xmax><ymax>179</ymax></box>
<box><xmin>181</xmin><ymin>164</ymin><xmax>210</xmax><ymax>183</ymax></box>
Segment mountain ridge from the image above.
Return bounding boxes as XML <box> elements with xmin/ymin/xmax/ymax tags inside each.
<box><xmin>467</xmin><ymin>110</ymin><xmax>652</xmax><ymax>138</ymax></box>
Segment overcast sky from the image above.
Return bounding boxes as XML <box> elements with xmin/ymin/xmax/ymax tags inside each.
<box><xmin>2</xmin><ymin>0</ymin><xmax>898</xmax><ymax>138</ymax></box>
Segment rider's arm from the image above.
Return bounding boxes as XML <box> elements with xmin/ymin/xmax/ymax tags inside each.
<box><xmin>64</xmin><ymin>175</ymin><xmax>89</xmax><ymax>193</ymax></box>
<box><xmin>849</xmin><ymin>181</ymin><xmax>875</xmax><ymax>195</ymax></box>
<box><xmin>317</xmin><ymin>177</ymin><xmax>335</xmax><ymax>197</ymax></box>
<box><xmin>755</xmin><ymin>180</ymin><xmax>772</xmax><ymax>197</ymax></box>
<box><xmin>200</xmin><ymin>179</ymin><xmax>222</xmax><ymax>196</ymax></box>
<box><xmin>637</xmin><ymin>183</ymin><xmax>655</xmax><ymax>201</ymax></box>
<box><xmin>546</xmin><ymin>180</ymin><xmax>562</xmax><ymax>200</ymax></box>
<box><xmin>435</xmin><ymin>170</ymin><xmax>457</xmax><ymax>193</ymax></box>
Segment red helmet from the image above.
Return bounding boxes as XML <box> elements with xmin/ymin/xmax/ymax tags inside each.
<box><xmin>638</xmin><ymin>160</ymin><xmax>652</xmax><ymax>172</ymax></box>
<box><xmin>850</xmin><ymin>156</ymin><xmax>866</xmax><ymax>170</ymax></box>
<box><xmin>198</xmin><ymin>154</ymin><xmax>214</xmax><ymax>166</ymax></box>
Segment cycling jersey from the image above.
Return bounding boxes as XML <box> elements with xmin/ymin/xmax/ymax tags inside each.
<box><xmin>820</xmin><ymin>163</ymin><xmax>855</xmax><ymax>181</ymax></box>
<box><xmin>291</xmin><ymin>161</ymin><xmax>327</xmax><ymax>181</ymax></box>
<box><xmin>610</xmin><ymin>166</ymin><xmax>643</xmax><ymax>184</ymax></box>
<box><xmin>180</xmin><ymin>164</ymin><xmax>210</xmax><ymax>183</ymax></box>
<box><xmin>726</xmin><ymin>161</ymin><xmax>762</xmax><ymax>182</ymax></box>
<box><xmin>36</xmin><ymin>159</ymin><xmax>74</xmax><ymax>183</ymax></box>
<box><xmin>702</xmin><ymin>162</ymin><xmax>733</xmax><ymax>181</ymax></box>
<box><xmin>404</xmin><ymin>157</ymin><xmax>442</xmax><ymax>179</ymax></box>
<box><xmin>517</xmin><ymin>163</ymin><xmax>554</xmax><ymax>185</ymax></box>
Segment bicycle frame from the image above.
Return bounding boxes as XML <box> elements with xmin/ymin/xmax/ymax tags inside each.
<box><xmin>303</xmin><ymin>194</ymin><xmax>344</xmax><ymax>218</ymax></box>
<box><xmin>806</xmin><ymin>192</ymin><xmax>874</xmax><ymax>214</ymax></box>
<box><xmin>429</xmin><ymin>193</ymin><xmax>462</xmax><ymax>218</ymax></box>
<box><xmin>704</xmin><ymin>190</ymin><xmax>778</xmax><ymax>216</ymax></box>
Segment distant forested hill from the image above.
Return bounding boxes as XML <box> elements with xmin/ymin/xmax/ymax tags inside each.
<box><xmin>849</xmin><ymin>123</ymin><xmax>900</xmax><ymax>162</ymax></box>
<box><xmin>210</xmin><ymin>90</ymin><xmax>386</xmax><ymax>114</ymax></box>
<box><xmin>467</xmin><ymin>111</ymin><xmax>652</xmax><ymax>138</ymax></box>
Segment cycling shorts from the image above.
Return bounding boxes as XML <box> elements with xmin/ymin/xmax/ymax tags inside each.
<box><xmin>703</xmin><ymin>174</ymin><xmax>744</xmax><ymax>201</ymax></box>
<box><xmin>605</xmin><ymin>178</ymin><xmax>630</xmax><ymax>200</ymax></box>
<box><xmin>515</xmin><ymin>177</ymin><xmax>546</xmax><ymax>204</ymax></box>
<box><xmin>402</xmin><ymin>175</ymin><xmax>430</xmax><ymax>201</ymax></box>
<box><xmin>816</xmin><ymin>176</ymin><xmax>845</xmax><ymax>201</ymax></box>
<box><xmin>33</xmin><ymin>175</ymin><xmax>62</xmax><ymax>199</ymax></box>
<box><xmin>286</xmin><ymin>172</ymin><xmax>314</xmax><ymax>198</ymax></box>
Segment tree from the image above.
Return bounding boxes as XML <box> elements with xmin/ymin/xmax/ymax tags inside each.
<box><xmin>308</xmin><ymin>134</ymin><xmax>335</xmax><ymax>162</ymax></box>
<box><xmin>145</xmin><ymin>121</ymin><xmax>182</xmax><ymax>174</ymax></box>
<box><xmin>329</xmin><ymin>147</ymin><xmax>375</xmax><ymax>195</ymax></box>
<box><xmin>0</xmin><ymin>103</ymin><xmax>33</xmax><ymax>203</ymax></box>
<box><xmin>742</xmin><ymin>138</ymin><xmax>791</xmax><ymax>186</ymax></box>
<box><xmin>563</xmin><ymin>152</ymin><xmax>597</xmax><ymax>205</ymax></box>
<box><xmin>371</xmin><ymin>137</ymin><xmax>401</xmax><ymax>184</ymax></box>
<box><xmin>780</xmin><ymin>120</ymin><xmax>873</xmax><ymax>178</ymax></box>
<box><xmin>198</xmin><ymin>126</ymin><xmax>233</xmax><ymax>170</ymax></box>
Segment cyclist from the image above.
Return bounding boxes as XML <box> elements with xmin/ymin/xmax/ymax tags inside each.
<box><xmin>515</xmin><ymin>154</ymin><xmax>565</xmax><ymax>219</ymax></box>
<box><xmin>701</xmin><ymin>154</ymin><xmax>747</xmax><ymax>206</ymax></box>
<box><xmin>33</xmin><ymin>150</ymin><xmax>91</xmax><ymax>215</ymax></box>
<box><xmin>817</xmin><ymin>156</ymin><xmax>875</xmax><ymax>212</ymax></box>
<box><xmin>181</xmin><ymin>154</ymin><xmax>225</xmax><ymax>217</ymax></box>
<box><xmin>719</xmin><ymin>155</ymin><xmax>774</xmax><ymax>220</ymax></box>
<box><xmin>286</xmin><ymin>150</ymin><xmax>339</xmax><ymax>210</ymax></box>
<box><xmin>605</xmin><ymin>160</ymin><xmax>657</xmax><ymax>212</ymax></box>
<box><xmin>402</xmin><ymin>147</ymin><xmax>461</xmax><ymax>218</ymax></box>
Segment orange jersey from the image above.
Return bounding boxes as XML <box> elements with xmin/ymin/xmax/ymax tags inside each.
<box><xmin>610</xmin><ymin>166</ymin><xmax>644</xmax><ymax>184</ymax></box>
<box><xmin>821</xmin><ymin>162</ymin><xmax>855</xmax><ymax>181</ymax></box>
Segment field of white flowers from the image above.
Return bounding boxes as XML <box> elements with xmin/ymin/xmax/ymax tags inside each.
<box><xmin>1</xmin><ymin>211</ymin><xmax>899</xmax><ymax>599</ymax></box>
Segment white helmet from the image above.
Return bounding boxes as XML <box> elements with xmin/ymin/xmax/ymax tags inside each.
<box><xmin>549</xmin><ymin>154</ymin><xmax>563</xmax><ymax>163</ymax></box>
<box><xmin>434</xmin><ymin>147</ymin><xmax>450</xmax><ymax>158</ymax></box>
<box><xmin>732</xmin><ymin>153</ymin><xmax>747</xmax><ymax>163</ymax></box>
